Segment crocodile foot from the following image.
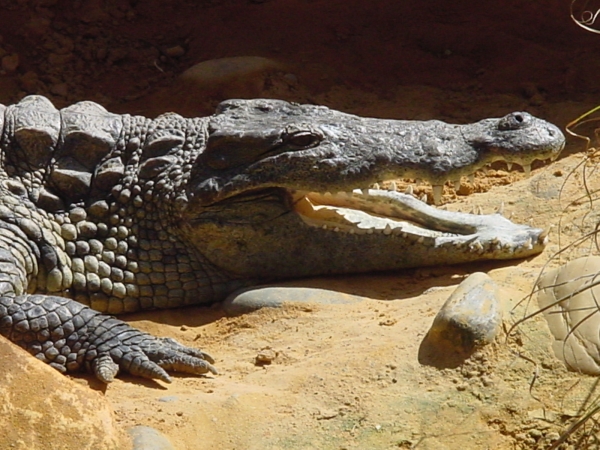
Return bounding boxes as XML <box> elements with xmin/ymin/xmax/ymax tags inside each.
<box><xmin>0</xmin><ymin>295</ymin><xmax>217</xmax><ymax>383</ymax></box>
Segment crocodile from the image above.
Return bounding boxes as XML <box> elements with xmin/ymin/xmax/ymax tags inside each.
<box><xmin>0</xmin><ymin>95</ymin><xmax>565</xmax><ymax>383</ymax></box>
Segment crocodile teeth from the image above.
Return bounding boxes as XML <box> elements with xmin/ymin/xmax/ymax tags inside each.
<box><xmin>524</xmin><ymin>237</ymin><xmax>533</xmax><ymax>250</ymax></box>
<box><xmin>389</xmin><ymin>181</ymin><xmax>397</xmax><ymax>192</ymax></box>
<box><xmin>453</xmin><ymin>180</ymin><xmax>461</xmax><ymax>191</ymax></box>
<box><xmin>538</xmin><ymin>226</ymin><xmax>550</xmax><ymax>243</ymax></box>
<box><xmin>383</xmin><ymin>224</ymin><xmax>392</xmax><ymax>235</ymax></box>
<box><xmin>432</xmin><ymin>185</ymin><xmax>443</xmax><ymax>205</ymax></box>
<box><xmin>496</xmin><ymin>202</ymin><xmax>505</xmax><ymax>216</ymax></box>
<box><xmin>420</xmin><ymin>193</ymin><xmax>428</xmax><ymax>203</ymax></box>
<box><xmin>523</xmin><ymin>164</ymin><xmax>531</xmax><ymax>177</ymax></box>
<box><xmin>404</xmin><ymin>185</ymin><xmax>414</xmax><ymax>196</ymax></box>
<box><xmin>507</xmin><ymin>162</ymin><xmax>513</xmax><ymax>171</ymax></box>
<box><xmin>470</xmin><ymin>241</ymin><xmax>484</xmax><ymax>252</ymax></box>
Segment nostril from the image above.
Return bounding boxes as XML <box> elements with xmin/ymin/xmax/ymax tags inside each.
<box><xmin>548</xmin><ymin>129</ymin><xmax>555</xmax><ymax>137</ymax></box>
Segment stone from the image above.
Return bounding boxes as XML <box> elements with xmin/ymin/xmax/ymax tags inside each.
<box><xmin>179</xmin><ymin>56</ymin><xmax>282</xmax><ymax>98</ymax></box>
<box><xmin>537</xmin><ymin>256</ymin><xmax>600</xmax><ymax>375</ymax></box>
<box><xmin>150</xmin><ymin>56</ymin><xmax>284</xmax><ymax>116</ymax></box>
<box><xmin>425</xmin><ymin>272</ymin><xmax>502</xmax><ymax>354</ymax></box>
<box><xmin>223</xmin><ymin>286</ymin><xmax>365</xmax><ymax>316</ymax></box>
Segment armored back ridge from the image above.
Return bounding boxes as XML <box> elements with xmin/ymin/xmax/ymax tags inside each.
<box><xmin>0</xmin><ymin>95</ymin><xmax>236</xmax><ymax>315</ymax></box>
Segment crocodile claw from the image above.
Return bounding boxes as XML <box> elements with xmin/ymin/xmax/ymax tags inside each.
<box><xmin>0</xmin><ymin>295</ymin><xmax>217</xmax><ymax>384</ymax></box>
<box><xmin>90</xmin><ymin>335</ymin><xmax>218</xmax><ymax>384</ymax></box>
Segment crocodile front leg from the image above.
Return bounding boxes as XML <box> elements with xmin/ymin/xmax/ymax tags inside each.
<box><xmin>0</xmin><ymin>245</ymin><xmax>217</xmax><ymax>383</ymax></box>
<box><xmin>0</xmin><ymin>295</ymin><xmax>217</xmax><ymax>383</ymax></box>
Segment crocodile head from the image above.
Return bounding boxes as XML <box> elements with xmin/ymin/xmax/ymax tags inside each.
<box><xmin>182</xmin><ymin>99</ymin><xmax>565</xmax><ymax>280</ymax></box>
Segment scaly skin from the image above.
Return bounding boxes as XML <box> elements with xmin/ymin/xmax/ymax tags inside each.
<box><xmin>0</xmin><ymin>96</ymin><xmax>565</xmax><ymax>382</ymax></box>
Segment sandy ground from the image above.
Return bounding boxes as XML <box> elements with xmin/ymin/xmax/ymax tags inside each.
<box><xmin>2</xmin><ymin>1</ymin><xmax>600</xmax><ymax>448</ymax></box>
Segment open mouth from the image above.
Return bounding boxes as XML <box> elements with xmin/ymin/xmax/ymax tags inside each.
<box><xmin>290</xmin><ymin>184</ymin><xmax>548</xmax><ymax>255</ymax></box>
<box><xmin>293</xmin><ymin>189</ymin><xmax>473</xmax><ymax>237</ymax></box>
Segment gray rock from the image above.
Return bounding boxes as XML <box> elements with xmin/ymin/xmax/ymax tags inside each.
<box><xmin>425</xmin><ymin>272</ymin><xmax>502</xmax><ymax>354</ymax></box>
<box><xmin>223</xmin><ymin>286</ymin><xmax>365</xmax><ymax>316</ymax></box>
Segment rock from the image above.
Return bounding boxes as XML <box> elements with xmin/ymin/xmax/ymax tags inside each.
<box><xmin>164</xmin><ymin>56</ymin><xmax>283</xmax><ymax>115</ymax></box>
<box><xmin>179</xmin><ymin>56</ymin><xmax>282</xmax><ymax>98</ymax></box>
<box><xmin>0</xmin><ymin>337</ymin><xmax>128</xmax><ymax>449</ymax></box>
<box><xmin>128</xmin><ymin>426</ymin><xmax>175</xmax><ymax>450</ymax></box>
<box><xmin>537</xmin><ymin>256</ymin><xmax>600</xmax><ymax>374</ymax></box>
<box><xmin>223</xmin><ymin>286</ymin><xmax>365</xmax><ymax>316</ymax></box>
<box><xmin>425</xmin><ymin>272</ymin><xmax>502</xmax><ymax>354</ymax></box>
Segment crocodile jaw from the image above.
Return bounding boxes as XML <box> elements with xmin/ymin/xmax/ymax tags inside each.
<box><xmin>187</xmin><ymin>185</ymin><xmax>547</xmax><ymax>282</ymax></box>
<box><xmin>291</xmin><ymin>189</ymin><xmax>546</xmax><ymax>259</ymax></box>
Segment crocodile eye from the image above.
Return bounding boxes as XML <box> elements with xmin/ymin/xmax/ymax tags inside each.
<box><xmin>286</xmin><ymin>131</ymin><xmax>321</xmax><ymax>148</ymax></box>
<box><xmin>498</xmin><ymin>112</ymin><xmax>531</xmax><ymax>131</ymax></box>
